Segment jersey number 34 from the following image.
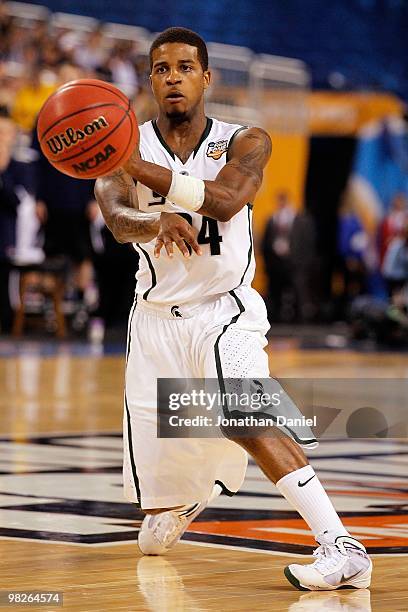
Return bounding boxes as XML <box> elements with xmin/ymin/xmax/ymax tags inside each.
<box><xmin>180</xmin><ymin>213</ymin><xmax>223</xmax><ymax>256</ymax></box>
<box><xmin>149</xmin><ymin>191</ymin><xmax>223</xmax><ymax>256</ymax></box>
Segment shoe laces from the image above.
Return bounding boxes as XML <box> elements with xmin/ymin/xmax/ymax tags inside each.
<box><xmin>312</xmin><ymin>542</ymin><xmax>345</xmax><ymax>573</ymax></box>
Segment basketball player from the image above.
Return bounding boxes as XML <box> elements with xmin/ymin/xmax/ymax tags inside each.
<box><xmin>94</xmin><ymin>28</ymin><xmax>372</xmax><ymax>591</ymax></box>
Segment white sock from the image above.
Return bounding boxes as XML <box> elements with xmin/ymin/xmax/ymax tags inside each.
<box><xmin>276</xmin><ymin>464</ymin><xmax>349</xmax><ymax>537</ymax></box>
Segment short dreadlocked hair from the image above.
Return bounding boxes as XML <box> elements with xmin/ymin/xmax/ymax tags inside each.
<box><xmin>149</xmin><ymin>27</ymin><xmax>208</xmax><ymax>72</ymax></box>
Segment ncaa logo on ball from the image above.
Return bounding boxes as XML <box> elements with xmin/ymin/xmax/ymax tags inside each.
<box><xmin>72</xmin><ymin>143</ymin><xmax>117</xmax><ymax>174</ymax></box>
<box><xmin>46</xmin><ymin>115</ymin><xmax>109</xmax><ymax>155</ymax></box>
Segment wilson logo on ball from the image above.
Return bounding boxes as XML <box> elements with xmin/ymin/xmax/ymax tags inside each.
<box><xmin>72</xmin><ymin>143</ymin><xmax>117</xmax><ymax>174</ymax></box>
<box><xmin>46</xmin><ymin>115</ymin><xmax>109</xmax><ymax>155</ymax></box>
<box><xmin>38</xmin><ymin>79</ymin><xmax>139</xmax><ymax>178</ymax></box>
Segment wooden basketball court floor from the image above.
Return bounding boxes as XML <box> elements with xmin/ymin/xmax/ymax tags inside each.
<box><xmin>0</xmin><ymin>338</ymin><xmax>407</xmax><ymax>611</ymax></box>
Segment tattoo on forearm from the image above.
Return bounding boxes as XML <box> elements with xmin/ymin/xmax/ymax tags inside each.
<box><xmin>95</xmin><ymin>176</ymin><xmax>159</xmax><ymax>243</ymax></box>
<box><xmin>112</xmin><ymin>206</ymin><xmax>160</xmax><ymax>243</ymax></box>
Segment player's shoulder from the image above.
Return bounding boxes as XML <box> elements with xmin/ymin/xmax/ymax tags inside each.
<box><xmin>202</xmin><ymin>118</ymin><xmax>248</xmax><ymax>161</ymax></box>
<box><xmin>207</xmin><ymin>119</ymin><xmax>270</xmax><ymax>148</ymax></box>
<box><xmin>208</xmin><ymin>117</ymin><xmax>247</xmax><ymax>140</ymax></box>
<box><xmin>227</xmin><ymin>125</ymin><xmax>272</xmax><ymax>160</ymax></box>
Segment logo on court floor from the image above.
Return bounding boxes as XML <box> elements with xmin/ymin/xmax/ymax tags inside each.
<box><xmin>0</xmin><ymin>434</ymin><xmax>407</xmax><ymax>554</ymax></box>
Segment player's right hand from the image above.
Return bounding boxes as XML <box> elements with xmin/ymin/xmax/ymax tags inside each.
<box><xmin>154</xmin><ymin>213</ymin><xmax>202</xmax><ymax>259</ymax></box>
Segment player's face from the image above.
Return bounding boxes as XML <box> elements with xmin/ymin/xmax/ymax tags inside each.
<box><xmin>150</xmin><ymin>43</ymin><xmax>210</xmax><ymax>120</ymax></box>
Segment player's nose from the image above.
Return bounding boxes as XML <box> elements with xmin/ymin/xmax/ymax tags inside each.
<box><xmin>166</xmin><ymin>69</ymin><xmax>182</xmax><ymax>84</ymax></box>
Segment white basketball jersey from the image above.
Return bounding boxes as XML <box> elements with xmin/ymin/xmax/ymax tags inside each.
<box><xmin>134</xmin><ymin>117</ymin><xmax>255</xmax><ymax>305</ymax></box>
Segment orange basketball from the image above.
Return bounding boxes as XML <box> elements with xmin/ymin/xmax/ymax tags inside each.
<box><xmin>37</xmin><ymin>79</ymin><xmax>139</xmax><ymax>179</ymax></box>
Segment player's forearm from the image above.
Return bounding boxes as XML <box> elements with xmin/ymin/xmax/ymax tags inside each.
<box><xmin>125</xmin><ymin>158</ymin><xmax>237</xmax><ymax>222</ymax></box>
<box><xmin>198</xmin><ymin>182</ymin><xmax>239</xmax><ymax>222</ymax></box>
<box><xmin>127</xmin><ymin>158</ymin><xmax>172</xmax><ymax>201</ymax></box>
<box><xmin>110</xmin><ymin>208</ymin><xmax>160</xmax><ymax>244</ymax></box>
<box><xmin>94</xmin><ymin>175</ymin><xmax>160</xmax><ymax>244</ymax></box>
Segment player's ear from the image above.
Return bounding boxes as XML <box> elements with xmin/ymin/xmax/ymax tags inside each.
<box><xmin>203</xmin><ymin>69</ymin><xmax>211</xmax><ymax>90</ymax></box>
<box><xmin>149</xmin><ymin>74</ymin><xmax>153</xmax><ymax>90</ymax></box>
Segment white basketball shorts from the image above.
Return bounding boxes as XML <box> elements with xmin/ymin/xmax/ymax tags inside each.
<box><xmin>123</xmin><ymin>284</ymin><xmax>270</xmax><ymax>509</ymax></box>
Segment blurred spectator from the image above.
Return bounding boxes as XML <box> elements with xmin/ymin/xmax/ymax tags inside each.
<box><xmin>0</xmin><ymin>62</ymin><xmax>22</xmax><ymax>109</ymax></box>
<box><xmin>337</xmin><ymin>196</ymin><xmax>369</xmax><ymax>302</ymax></box>
<box><xmin>73</xmin><ymin>26</ymin><xmax>107</xmax><ymax>72</ymax></box>
<box><xmin>262</xmin><ymin>192</ymin><xmax>295</xmax><ymax>321</ymax></box>
<box><xmin>0</xmin><ymin>107</ymin><xmax>19</xmax><ymax>332</ymax></box>
<box><xmin>262</xmin><ymin>192</ymin><xmax>293</xmax><ymax>320</ymax></box>
<box><xmin>131</xmin><ymin>85</ymin><xmax>156</xmax><ymax>125</ymax></box>
<box><xmin>290</xmin><ymin>210</ymin><xmax>318</xmax><ymax>321</ymax></box>
<box><xmin>0</xmin><ymin>1</ymin><xmax>13</xmax><ymax>58</ymax></box>
<box><xmin>382</xmin><ymin>224</ymin><xmax>408</xmax><ymax>297</ymax></box>
<box><xmin>94</xmin><ymin>40</ymin><xmax>141</xmax><ymax>98</ymax></box>
<box><xmin>92</xmin><ymin>224</ymin><xmax>138</xmax><ymax>335</ymax></box>
<box><xmin>39</xmin><ymin>39</ymin><xmax>67</xmax><ymax>71</ymax></box>
<box><xmin>379</xmin><ymin>193</ymin><xmax>408</xmax><ymax>265</ymax></box>
<box><xmin>108</xmin><ymin>42</ymin><xmax>139</xmax><ymax>97</ymax></box>
<box><xmin>263</xmin><ymin>192</ymin><xmax>318</xmax><ymax>322</ymax></box>
<box><xmin>11</xmin><ymin>64</ymin><xmax>55</xmax><ymax>132</ymax></box>
<box><xmin>32</xmin><ymin>129</ymin><xmax>97</xmax><ymax>328</ymax></box>
<box><xmin>3</xmin><ymin>22</ymin><xmax>26</xmax><ymax>63</ymax></box>
<box><xmin>30</xmin><ymin>20</ymin><xmax>50</xmax><ymax>50</ymax></box>
<box><xmin>21</xmin><ymin>42</ymin><xmax>40</xmax><ymax>71</ymax></box>
<box><xmin>56</xmin><ymin>62</ymin><xmax>84</xmax><ymax>87</ymax></box>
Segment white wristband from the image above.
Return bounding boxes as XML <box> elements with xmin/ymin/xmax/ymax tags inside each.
<box><xmin>166</xmin><ymin>172</ymin><xmax>205</xmax><ymax>212</ymax></box>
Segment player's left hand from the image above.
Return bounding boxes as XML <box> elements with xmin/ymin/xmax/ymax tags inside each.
<box><xmin>154</xmin><ymin>213</ymin><xmax>202</xmax><ymax>259</ymax></box>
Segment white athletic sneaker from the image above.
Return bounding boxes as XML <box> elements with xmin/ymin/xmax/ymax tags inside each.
<box><xmin>284</xmin><ymin>531</ymin><xmax>372</xmax><ymax>591</ymax></box>
<box><xmin>138</xmin><ymin>502</ymin><xmax>206</xmax><ymax>555</ymax></box>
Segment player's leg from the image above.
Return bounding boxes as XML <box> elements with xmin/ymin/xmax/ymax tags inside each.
<box><xmin>124</xmin><ymin>303</ymin><xmax>223</xmax><ymax>554</ymax></box>
<box><xmin>228</xmin><ymin>433</ymin><xmax>371</xmax><ymax>590</ymax></box>
<box><xmin>201</xmin><ymin>286</ymin><xmax>372</xmax><ymax>590</ymax></box>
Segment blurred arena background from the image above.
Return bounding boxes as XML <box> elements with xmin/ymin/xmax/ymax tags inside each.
<box><xmin>0</xmin><ymin>0</ymin><xmax>407</xmax><ymax>346</ymax></box>
<box><xmin>1</xmin><ymin>2</ymin><xmax>408</xmax><ymax>610</ymax></box>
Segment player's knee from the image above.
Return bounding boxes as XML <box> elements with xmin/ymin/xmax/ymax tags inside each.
<box><xmin>224</xmin><ymin>433</ymin><xmax>261</xmax><ymax>451</ymax></box>
<box><xmin>220</xmin><ymin>415</ymin><xmax>273</xmax><ymax>447</ymax></box>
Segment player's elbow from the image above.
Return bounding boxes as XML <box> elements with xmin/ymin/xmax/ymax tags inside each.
<box><xmin>217</xmin><ymin>208</ymin><xmax>234</xmax><ymax>223</ymax></box>
<box><xmin>110</xmin><ymin>210</ymin><xmax>131</xmax><ymax>243</ymax></box>
<box><xmin>217</xmin><ymin>197</ymin><xmax>242</xmax><ymax>222</ymax></box>
<box><xmin>211</xmin><ymin>192</ymin><xmax>238</xmax><ymax>222</ymax></box>
<box><xmin>112</xmin><ymin>229</ymin><xmax>128</xmax><ymax>244</ymax></box>
<box><xmin>94</xmin><ymin>179</ymin><xmax>107</xmax><ymax>206</ymax></box>
<box><xmin>110</xmin><ymin>225</ymin><xmax>127</xmax><ymax>244</ymax></box>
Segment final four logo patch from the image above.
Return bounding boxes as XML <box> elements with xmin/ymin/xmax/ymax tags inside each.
<box><xmin>206</xmin><ymin>139</ymin><xmax>228</xmax><ymax>160</ymax></box>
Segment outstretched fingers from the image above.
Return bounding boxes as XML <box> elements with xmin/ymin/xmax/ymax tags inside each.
<box><xmin>154</xmin><ymin>225</ymin><xmax>202</xmax><ymax>259</ymax></box>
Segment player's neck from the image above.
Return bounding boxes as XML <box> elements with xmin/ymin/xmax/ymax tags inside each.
<box><xmin>156</xmin><ymin>111</ymin><xmax>207</xmax><ymax>145</ymax></box>
<box><xmin>156</xmin><ymin>109</ymin><xmax>208</xmax><ymax>163</ymax></box>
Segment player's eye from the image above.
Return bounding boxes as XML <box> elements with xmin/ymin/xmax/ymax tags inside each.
<box><xmin>181</xmin><ymin>64</ymin><xmax>192</xmax><ymax>71</ymax></box>
<box><xmin>156</xmin><ymin>66</ymin><xmax>167</xmax><ymax>74</ymax></box>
